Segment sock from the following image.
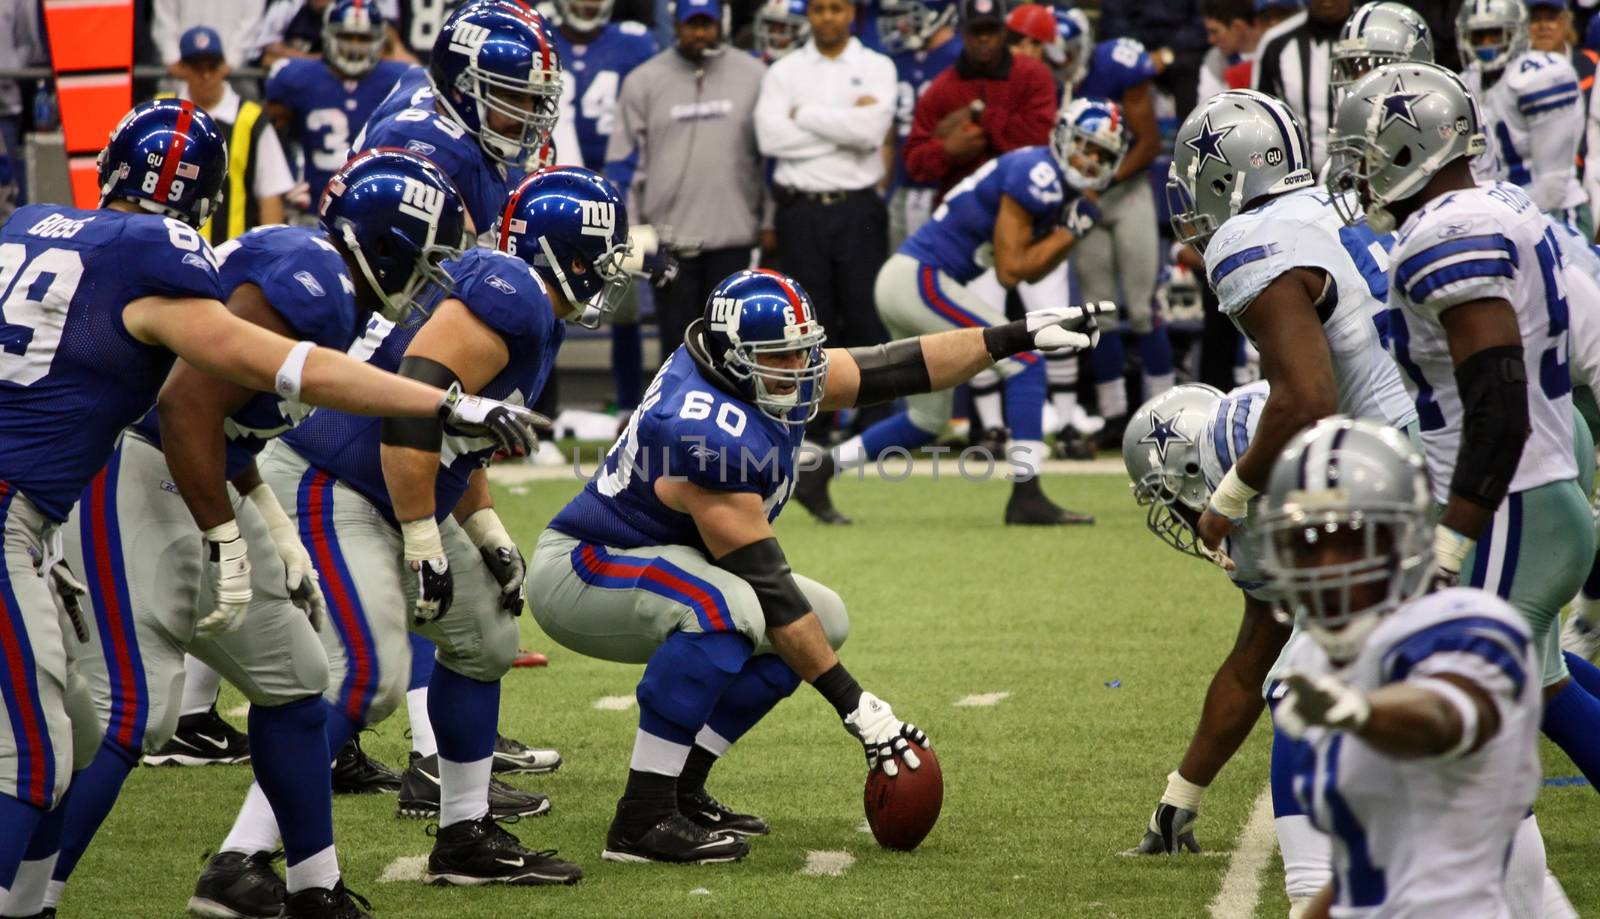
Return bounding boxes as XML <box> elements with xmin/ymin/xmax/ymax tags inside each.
<box><xmin>611</xmin><ymin>322</ymin><xmax>643</xmax><ymax>410</ymax></box>
<box><xmin>1505</xmin><ymin>814</ymin><xmax>1548</xmax><ymax>919</ymax></box>
<box><xmin>1540</xmin><ymin>679</ymin><xmax>1600</xmax><ymax>788</ymax></box>
<box><xmin>849</xmin><ymin>411</ymin><xmax>938</xmax><ymax>466</ymax></box>
<box><xmin>1139</xmin><ymin>329</ymin><xmax>1175</xmax><ymax>398</ymax></box>
<box><xmin>1092</xmin><ymin>333</ymin><xmax>1127</xmax><ymax>420</ymax></box>
<box><xmin>181</xmin><ymin>655</ymin><xmax>225</xmax><ymax>718</ymax></box>
<box><xmin>54</xmin><ymin>740</ymin><xmax>138</xmax><ymax>887</ymax></box>
<box><xmin>408</xmin><ymin>633</ymin><xmax>436</xmax><ymax>691</ymax></box>
<box><xmin>0</xmin><ymin>793</ymin><xmax>44</xmax><ymax>894</ymax></box>
<box><xmin>283</xmin><ymin>845</ymin><xmax>339</xmax><ymax>896</ymax></box>
<box><xmin>1045</xmin><ymin>352</ymin><xmax>1079</xmax><ymax>431</ymax></box>
<box><xmin>1563</xmin><ymin>651</ymin><xmax>1600</xmax><ymax>698</ymax></box>
<box><xmin>1006</xmin><ymin>440</ymin><xmax>1048</xmax><ymax>482</ymax></box>
<box><xmin>4</xmin><ymin>802</ymin><xmax>63</xmax><ymax>917</ymax></box>
<box><xmin>248</xmin><ymin>697</ymin><xmax>333</xmax><ymax>888</ymax></box>
<box><xmin>428</xmin><ymin>666</ymin><xmax>500</xmax><ymax>827</ymax></box>
<box><xmin>1002</xmin><ymin>359</ymin><xmax>1045</xmax><ymax>442</ymax></box>
<box><xmin>677</xmin><ymin>743</ymin><xmax>721</xmax><ymax>799</ymax></box>
<box><xmin>970</xmin><ymin>368</ymin><xmax>1004</xmax><ymax>432</ymax></box>
<box><xmin>41</xmin><ymin>880</ymin><xmax>63</xmax><ymax>910</ymax></box>
<box><xmin>406</xmin><ymin>689</ymin><xmax>438</xmax><ymax>757</ymax></box>
<box><xmin>220</xmin><ymin>783</ymin><xmax>283</xmax><ymax>856</ymax></box>
<box><xmin>831</xmin><ymin>434</ymin><xmax>868</xmax><ymax>471</ymax></box>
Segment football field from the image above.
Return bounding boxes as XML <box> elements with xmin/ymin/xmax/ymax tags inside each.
<box><xmin>71</xmin><ymin>471</ymin><xmax>1600</xmax><ymax>918</ymax></box>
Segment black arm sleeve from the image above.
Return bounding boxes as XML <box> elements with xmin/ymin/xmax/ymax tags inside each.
<box><xmin>715</xmin><ymin>537</ymin><xmax>811</xmax><ymax>627</ymax></box>
<box><xmin>1450</xmin><ymin>345</ymin><xmax>1529</xmax><ymax>509</ymax></box>
<box><xmin>380</xmin><ymin>356</ymin><xmax>459</xmax><ymax>451</ymax></box>
<box><xmin>846</xmin><ymin>338</ymin><xmax>932</xmax><ymax>407</ymax></box>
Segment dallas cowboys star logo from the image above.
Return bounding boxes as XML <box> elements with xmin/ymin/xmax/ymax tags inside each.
<box><xmin>1140</xmin><ymin>411</ymin><xmax>1191</xmax><ymax>462</ymax></box>
<box><xmin>1368</xmin><ymin>74</ymin><xmax>1430</xmax><ymax>132</ymax></box>
<box><xmin>1183</xmin><ymin>114</ymin><xmax>1234</xmax><ymax>172</ymax></box>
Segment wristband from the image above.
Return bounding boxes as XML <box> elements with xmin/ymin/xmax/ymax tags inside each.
<box><xmin>1160</xmin><ymin>770</ymin><xmax>1206</xmax><ymax>811</ymax></box>
<box><xmin>245</xmin><ymin>483</ymin><xmax>295</xmax><ymax>538</ymax></box>
<box><xmin>400</xmin><ymin>517</ymin><xmax>445</xmax><ymax>562</ymax></box>
<box><xmin>1410</xmin><ymin>676</ymin><xmax>1482</xmax><ymax>758</ymax></box>
<box><xmin>814</xmin><ymin>661</ymin><xmax>864</xmax><ymax>718</ymax></box>
<box><xmin>202</xmin><ymin>519</ymin><xmax>242</xmax><ymax>544</ymax></box>
<box><xmin>981</xmin><ymin>319</ymin><xmax>1034</xmax><ymax>362</ymax></box>
<box><xmin>462</xmin><ymin>508</ymin><xmax>511</xmax><ymax>549</ymax></box>
<box><xmin>274</xmin><ymin>341</ymin><xmax>316</xmax><ymax>402</ymax></box>
<box><xmin>1209</xmin><ymin>467</ymin><xmax>1258</xmax><ymax>519</ymax></box>
<box><xmin>1432</xmin><ymin>525</ymin><xmax>1474</xmax><ymax>575</ymax></box>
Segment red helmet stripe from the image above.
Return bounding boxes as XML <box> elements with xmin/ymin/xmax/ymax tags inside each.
<box><xmin>497</xmin><ymin>174</ymin><xmax>533</xmax><ymax>252</ymax></box>
<box><xmin>755</xmin><ymin>268</ymin><xmax>807</xmax><ymax>324</ymax></box>
<box><xmin>151</xmin><ymin>100</ymin><xmax>195</xmax><ymax>208</ymax></box>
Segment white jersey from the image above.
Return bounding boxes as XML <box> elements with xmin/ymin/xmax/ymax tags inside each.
<box><xmin>1283</xmin><ymin>588</ymin><xmax>1539</xmax><ymax>918</ymax></box>
<box><xmin>1204</xmin><ymin>188</ymin><xmax>1417</xmax><ymax>430</ymax></box>
<box><xmin>1199</xmin><ymin>381</ymin><xmax>1274</xmax><ymax>598</ymax></box>
<box><xmin>1465</xmin><ymin>54</ymin><xmax>1587</xmax><ymax>212</ymax></box>
<box><xmin>1388</xmin><ymin>182</ymin><xmax>1578</xmax><ymax>503</ymax></box>
<box><xmin>1548</xmin><ymin>219</ymin><xmax>1600</xmax><ymax>394</ymax></box>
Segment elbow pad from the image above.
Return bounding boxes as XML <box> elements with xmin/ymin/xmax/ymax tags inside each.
<box><xmin>380</xmin><ymin>356</ymin><xmax>459</xmax><ymax>451</ymax></box>
<box><xmin>715</xmin><ymin>537</ymin><xmax>811</xmax><ymax>627</ymax></box>
<box><xmin>1450</xmin><ymin>345</ymin><xmax>1529</xmax><ymax>509</ymax></box>
<box><xmin>846</xmin><ymin>338</ymin><xmax>931</xmax><ymax>407</ymax></box>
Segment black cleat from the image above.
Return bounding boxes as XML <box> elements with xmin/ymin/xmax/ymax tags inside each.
<box><xmin>424</xmin><ymin>816</ymin><xmax>583</xmax><ymax>886</ymax></box>
<box><xmin>146</xmin><ymin>706</ymin><xmax>250</xmax><ymax>767</ymax></box>
<box><xmin>1004</xmin><ymin>478</ymin><xmax>1094</xmax><ymax>526</ymax></box>
<box><xmin>331</xmin><ymin>736</ymin><xmax>402</xmax><ymax>795</ymax></box>
<box><xmin>397</xmin><ymin>752</ymin><xmax>550</xmax><ymax>820</ymax></box>
<box><xmin>188</xmin><ymin>850</ymin><xmax>286</xmax><ymax>919</ymax></box>
<box><xmin>602</xmin><ymin>813</ymin><xmax>750</xmax><ymax>864</ymax></box>
<box><xmin>491</xmin><ymin>733</ymin><xmax>562</xmax><ymax>775</ymax></box>
<box><xmin>277</xmin><ymin>881</ymin><xmax>371</xmax><ymax>919</ymax></box>
<box><xmin>1051</xmin><ymin>425</ymin><xmax>1097</xmax><ymax>461</ymax></box>
<box><xmin>795</xmin><ymin>452</ymin><xmax>851</xmax><ymax>525</ymax></box>
<box><xmin>679</xmin><ymin>789</ymin><xmax>769</xmax><ymax>837</ymax></box>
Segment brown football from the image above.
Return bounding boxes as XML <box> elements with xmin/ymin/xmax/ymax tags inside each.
<box><xmin>863</xmin><ymin>743</ymin><xmax>942</xmax><ymax>851</ymax></box>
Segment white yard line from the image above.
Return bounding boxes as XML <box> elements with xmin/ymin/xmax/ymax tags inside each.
<box><xmin>799</xmin><ymin>850</ymin><xmax>856</xmax><ymax>877</ymax></box>
<box><xmin>377</xmin><ymin>855</ymin><xmax>427</xmax><ymax>883</ymax></box>
<box><xmin>953</xmin><ymin>691</ymin><xmax>1011</xmax><ymax>707</ymax></box>
<box><xmin>593</xmin><ymin>694</ymin><xmax>636</xmax><ymax>711</ymax></box>
<box><xmin>1208</xmin><ymin>785</ymin><xmax>1277</xmax><ymax>919</ymax></box>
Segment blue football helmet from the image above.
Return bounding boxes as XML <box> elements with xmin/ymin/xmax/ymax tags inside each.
<box><xmin>97</xmin><ymin>99</ymin><xmax>227</xmax><ymax>228</ymax></box>
<box><xmin>756</xmin><ymin>0</ymin><xmax>809</xmax><ymax>61</ymax></box>
<box><xmin>693</xmin><ymin>269</ymin><xmax>829</xmax><ymax>425</ymax></box>
<box><xmin>323</xmin><ymin>0</ymin><xmax>386</xmax><ymax>77</ymax></box>
<box><xmin>1053</xmin><ymin>7</ymin><xmax>1092</xmax><ymax>86</ymax></box>
<box><xmin>319</xmin><ymin>148</ymin><xmax>470</xmax><ymax>323</ymax></box>
<box><xmin>494</xmin><ymin>166</ymin><xmax>631</xmax><ymax>329</ymax></box>
<box><xmin>877</xmin><ymin>0</ymin><xmax>956</xmax><ymax>54</ymax></box>
<box><xmin>1052</xmin><ymin>97</ymin><xmax>1129</xmax><ymax>192</ymax></box>
<box><xmin>428</xmin><ymin>5</ymin><xmax>562</xmax><ymax>168</ymax></box>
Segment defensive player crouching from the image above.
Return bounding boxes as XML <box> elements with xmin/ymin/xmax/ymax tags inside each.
<box><xmin>1262</xmin><ymin>418</ymin><xmax>1542</xmax><ymax>919</ymax></box>
<box><xmin>528</xmin><ymin>268</ymin><xmax>1105</xmax><ymax>863</ymax></box>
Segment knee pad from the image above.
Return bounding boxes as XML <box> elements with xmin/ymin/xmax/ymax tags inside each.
<box><xmin>64</xmin><ymin>672</ymin><xmax>103</xmax><ymax>771</ymax></box>
<box><xmin>635</xmin><ymin>631</ymin><xmax>752</xmax><ymax>735</ymax></box>
<box><xmin>803</xmin><ymin>584</ymin><xmax>850</xmax><ymax>651</ymax></box>
<box><xmin>1125</xmin><ymin>298</ymin><xmax>1155</xmax><ymax>335</ymax></box>
<box><xmin>744</xmin><ymin>654</ymin><xmax>803</xmax><ymax>699</ymax></box>
<box><xmin>906</xmin><ymin>403</ymin><xmax>949</xmax><ymax>436</ymax></box>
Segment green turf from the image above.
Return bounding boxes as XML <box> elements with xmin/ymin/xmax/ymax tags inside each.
<box><xmin>65</xmin><ymin>473</ymin><xmax>1600</xmax><ymax>918</ymax></box>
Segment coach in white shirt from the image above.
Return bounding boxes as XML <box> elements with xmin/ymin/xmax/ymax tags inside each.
<box><xmin>756</xmin><ymin>0</ymin><xmax>897</xmax><ymax>429</ymax></box>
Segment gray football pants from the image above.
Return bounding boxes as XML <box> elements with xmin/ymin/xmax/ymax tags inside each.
<box><xmin>1071</xmin><ymin>179</ymin><xmax>1160</xmax><ymax>334</ymax></box>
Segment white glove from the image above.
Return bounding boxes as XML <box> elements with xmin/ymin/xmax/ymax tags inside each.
<box><xmin>246</xmin><ymin>484</ymin><xmax>325</xmax><ymax>630</ymax></box>
<box><xmin>38</xmin><ymin>529</ymin><xmax>88</xmax><ymax>642</ymax></box>
<box><xmin>1428</xmin><ymin>525</ymin><xmax>1473</xmax><ymax>592</ymax></box>
<box><xmin>196</xmin><ymin>519</ymin><xmax>252</xmax><ymax>635</ymax></box>
<box><xmin>1024</xmin><ymin>301</ymin><xmax>1115</xmax><ymax>352</ymax></box>
<box><xmin>402</xmin><ymin>517</ymin><xmax>452</xmax><ymax>625</ymax></box>
<box><xmin>463</xmin><ymin>508</ymin><xmax>524</xmax><ymax>616</ymax></box>
<box><xmin>844</xmin><ymin>692</ymin><xmax>930</xmax><ymax>777</ymax></box>
<box><xmin>436</xmin><ymin>383</ymin><xmax>550</xmax><ymax>457</ymax></box>
<box><xmin>1275</xmin><ymin>671</ymin><xmax>1371</xmax><ymax>740</ymax></box>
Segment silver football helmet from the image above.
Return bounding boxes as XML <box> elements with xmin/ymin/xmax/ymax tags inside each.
<box><xmin>1123</xmin><ymin>384</ymin><xmax>1225</xmax><ymax>558</ymax></box>
<box><xmin>1456</xmin><ymin>0</ymin><xmax>1528</xmax><ymax>73</ymax></box>
<box><xmin>1256</xmin><ymin>417</ymin><xmax>1431</xmax><ymax>664</ymax></box>
<box><xmin>1166</xmin><ymin>89</ymin><xmax>1316</xmax><ymax>250</ymax></box>
<box><xmin>1331</xmin><ymin>2</ymin><xmax>1434</xmax><ymax>95</ymax></box>
<box><xmin>1326</xmin><ymin>61</ymin><xmax>1486</xmax><ymax>233</ymax></box>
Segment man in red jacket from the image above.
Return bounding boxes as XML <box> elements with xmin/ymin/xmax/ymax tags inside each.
<box><xmin>902</xmin><ymin>0</ymin><xmax>1058</xmax><ymax>200</ymax></box>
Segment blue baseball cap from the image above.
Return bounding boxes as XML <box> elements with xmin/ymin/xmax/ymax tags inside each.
<box><xmin>1526</xmin><ymin>0</ymin><xmax>1568</xmax><ymax>11</ymax></box>
<box><xmin>179</xmin><ymin>26</ymin><xmax>226</xmax><ymax>63</ymax></box>
<box><xmin>676</xmin><ymin>0</ymin><xmax>721</xmax><ymax>23</ymax></box>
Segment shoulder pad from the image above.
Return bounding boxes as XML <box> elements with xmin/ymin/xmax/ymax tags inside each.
<box><xmin>1001</xmin><ymin>150</ymin><xmax>1065</xmax><ymax>214</ymax></box>
<box><xmin>118</xmin><ymin>215</ymin><xmax>226</xmax><ymax>301</ymax></box>
<box><xmin>1377</xmin><ymin>590</ymin><xmax>1532</xmax><ymax>697</ymax></box>
<box><xmin>1392</xmin><ymin>200</ymin><xmax>1520</xmax><ymax>312</ymax></box>
<box><xmin>446</xmin><ymin>249</ymin><xmax>553</xmax><ymax>343</ymax></box>
<box><xmin>1206</xmin><ymin>211</ymin><xmax>1292</xmax><ymax>316</ymax></box>
<box><xmin>653</xmin><ymin>387</ymin><xmax>775</xmax><ymax>494</ymax></box>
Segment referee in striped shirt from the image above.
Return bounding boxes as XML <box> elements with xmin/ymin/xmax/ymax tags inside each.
<box><xmin>1251</xmin><ymin>0</ymin><xmax>1350</xmax><ymax>171</ymax></box>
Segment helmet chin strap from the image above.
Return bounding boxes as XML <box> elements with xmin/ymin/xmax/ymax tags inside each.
<box><xmin>340</xmin><ymin>221</ymin><xmax>407</xmax><ymax>322</ymax></box>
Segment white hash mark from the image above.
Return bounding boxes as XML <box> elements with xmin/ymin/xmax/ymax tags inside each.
<box><xmin>378</xmin><ymin>855</ymin><xmax>428</xmax><ymax>883</ymax></box>
<box><xmin>593</xmin><ymin>695</ymin><xmax>636</xmax><ymax>711</ymax></box>
<box><xmin>799</xmin><ymin>850</ymin><xmax>856</xmax><ymax>877</ymax></box>
<box><xmin>954</xmin><ymin>691</ymin><xmax>1010</xmax><ymax>707</ymax></box>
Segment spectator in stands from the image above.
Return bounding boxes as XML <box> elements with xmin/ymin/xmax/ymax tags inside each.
<box><xmin>756</xmin><ymin>0</ymin><xmax>896</xmax><ymax>440</ymax></box>
<box><xmin>1099</xmin><ymin>0</ymin><xmax>1206</xmax><ymax>122</ymax></box>
<box><xmin>168</xmin><ymin>27</ymin><xmax>296</xmax><ymax>240</ymax></box>
<box><xmin>154</xmin><ymin>0</ymin><xmax>267</xmax><ymax>73</ymax></box>
<box><xmin>902</xmin><ymin>0</ymin><xmax>1055</xmax><ymax>199</ymax></box>
<box><xmin>607</xmin><ymin>0</ymin><xmax>766</xmax><ymax>362</ymax></box>
<box><xmin>0</xmin><ymin>0</ymin><xmax>42</xmax><ymax>210</ymax></box>
<box><xmin>1253</xmin><ymin>0</ymin><xmax>1303</xmax><ymax>32</ymax></box>
<box><xmin>1531</xmin><ymin>0</ymin><xmax>1596</xmax><ymax>93</ymax></box>
<box><xmin>1199</xmin><ymin>0</ymin><xmax>1261</xmax><ymax>100</ymax></box>
<box><xmin>1253</xmin><ymin>0</ymin><xmax>1349</xmax><ymax>170</ymax></box>
<box><xmin>248</xmin><ymin>0</ymin><xmax>415</xmax><ymax>66</ymax></box>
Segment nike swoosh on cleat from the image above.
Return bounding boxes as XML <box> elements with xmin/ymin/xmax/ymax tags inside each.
<box><xmin>701</xmin><ymin>812</ymin><xmax>721</xmax><ymax>822</ymax></box>
<box><xmin>192</xmin><ymin>733</ymin><xmax>230</xmax><ymax>750</ymax></box>
<box><xmin>494</xmin><ymin>857</ymin><xmax>525</xmax><ymax>868</ymax></box>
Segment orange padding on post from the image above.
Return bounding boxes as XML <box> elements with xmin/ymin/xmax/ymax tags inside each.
<box><xmin>67</xmin><ymin>155</ymin><xmax>101</xmax><ymax>209</ymax></box>
<box><xmin>43</xmin><ymin>0</ymin><xmax>134</xmax><ymax>72</ymax></box>
<box><xmin>56</xmin><ymin>74</ymin><xmax>132</xmax><ymax>155</ymax></box>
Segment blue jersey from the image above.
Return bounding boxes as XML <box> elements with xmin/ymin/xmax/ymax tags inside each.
<box><xmin>359</xmin><ymin>101</ymin><xmax>513</xmax><ymax>234</ymax></box>
<box><xmin>890</xmin><ymin>39</ymin><xmax>963</xmax><ymax>191</ymax></box>
<box><xmin>266</xmin><ymin>58</ymin><xmax>411</xmax><ymax>201</ymax></box>
<box><xmin>129</xmin><ymin>226</ymin><xmax>363</xmax><ymax>478</ymax></box>
<box><xmin>548</xmin><ymin>22</ymin><xmax>657</xmax><ymax>171</ymax></box>
<box><xmin>283</xmin><ymin>248</ymin><xmax>564</xmax><ymax>522</ymax></box>
<box><xmin>550</xmin><ymin>346</ymin><xmax>802</xmax><ymax>552</ymax></box>
<box><xmin>358</xmin><ymin>65</ymin><xmax>433</xmax><ymax>143</ymax></box>
<box><xmin>0</xmin><ymin>205</ymin><xmax>223</xmax><ymax>520</ymax></box>
<box><xmin>1075</xmin><ymin>38</ymin><xmax>1156</xmax><ymax>101</ymax></box>
<box><xmin>899</xmin><ymin>146</ymin><xmax>1068</xmax><ymax>283</ymax></box>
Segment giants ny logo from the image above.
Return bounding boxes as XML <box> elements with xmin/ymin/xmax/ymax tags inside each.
<box><xmin>448</xmin><ymin>22</ymin><xmax>491</xmax><ymax>56</ymax></box>
<box><xmin>579</xmin><ymin>200</ymin><xmax>615</xmax><ymax>238</ymax></box>
<box><xmin>399</xmin><ymin>177</ymin><xmax>445</xmax><ymax>222</ymax></box>
<box><xmin>709</xmin><ymin>296</ymin><xmax>740</xmax><ymax>333</ymax></box>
